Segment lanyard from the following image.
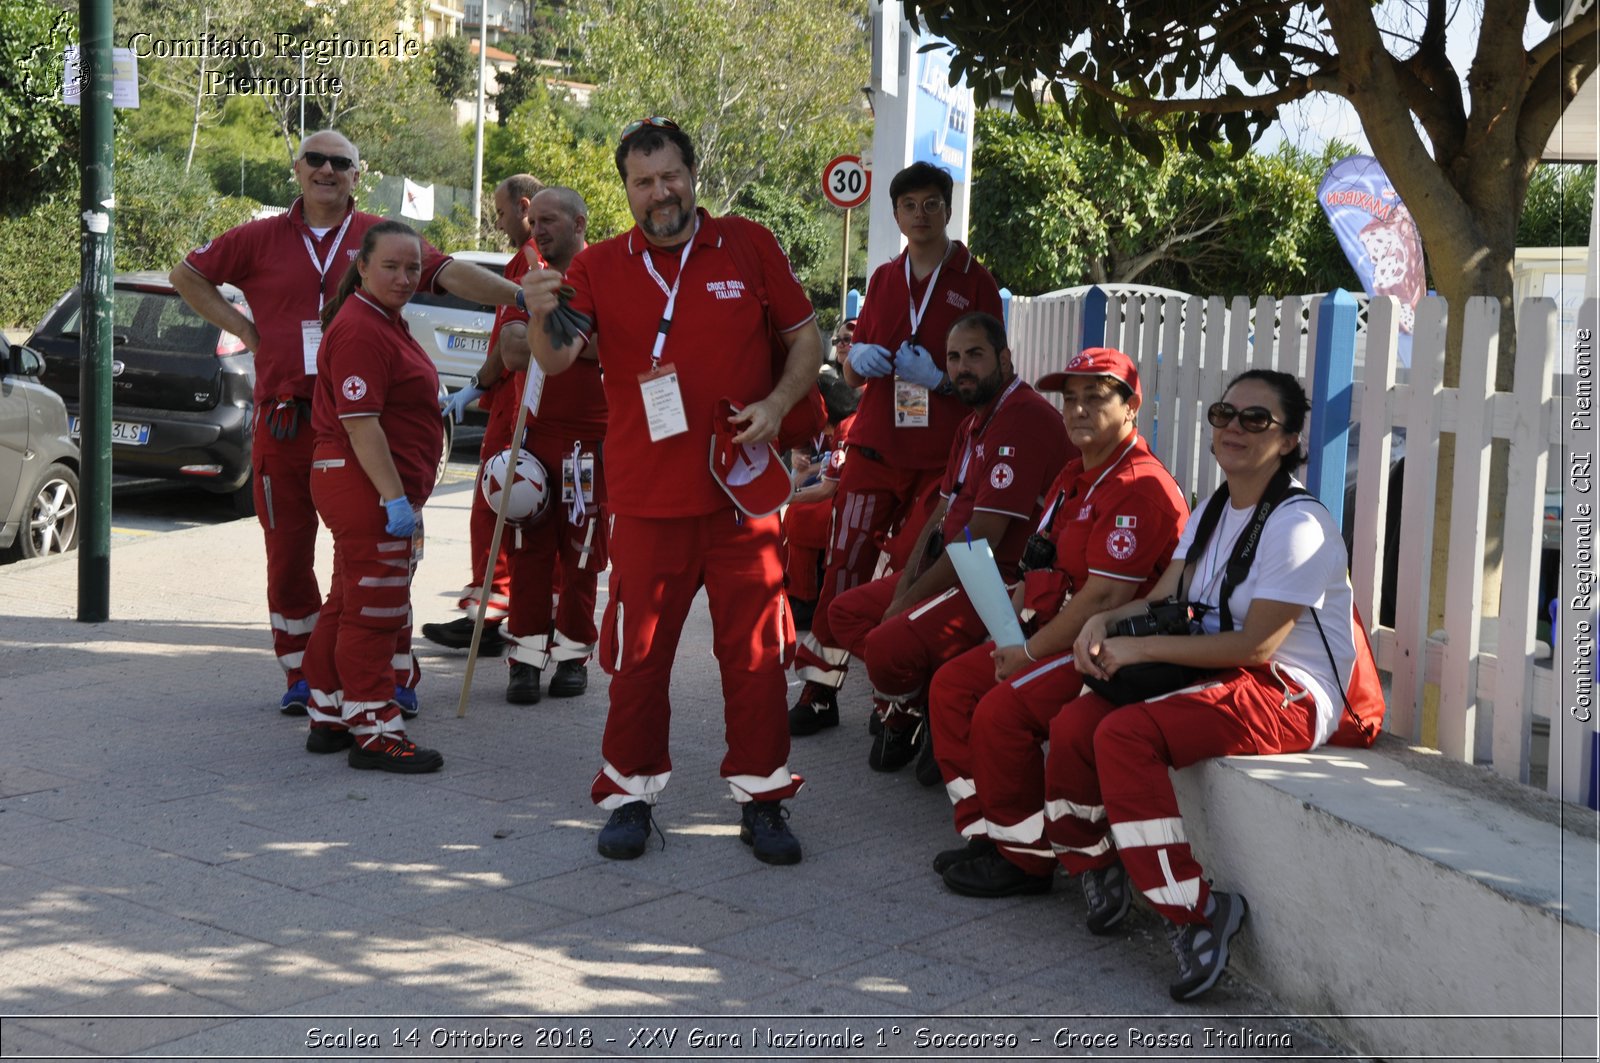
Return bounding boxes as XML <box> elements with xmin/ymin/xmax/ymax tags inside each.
<box><xmin>904</xmin><ymin>242</ymin><xmax>952</xmax><ymax>341</ymax></box>
<box><xmin>567</xmin><ymin>440</ymin><xmax>587</xmax><ymax>527</ymax></box>
<box><xmin>301</xmin><ymin>211</ymin><xmax>355</xmax><ymax>312</ymax></box>
<box><xmin>952</xmin><ymin>375</ymin><xmax>1023</xmax><ymax>490</ymax></box>
<box><xmin>1036</xmin><ymin>436</ymin><xmax>1139</xmax><ymax>534</ymax></box>
<box><xmin>640</xmin><ymin>216</ymin><xmax>700</xmax><ymax>367</ymax></box>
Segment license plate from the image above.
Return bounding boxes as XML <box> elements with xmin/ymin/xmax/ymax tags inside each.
<box><xmin>445</xmin><ymin>333</ymin><xmax>488</xmax><ymax>354</ymax></box>
<box><xmin>70</xmin><ymin>416</ymin><xmax>151</xmax><ymax>446</ymax></box>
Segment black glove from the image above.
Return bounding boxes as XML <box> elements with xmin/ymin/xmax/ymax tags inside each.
<box><xmin>543</xmin><ymin>285</ymin><xmax>593</xmax><ymax>349</ymax></box>
<box><xmin>264</xmin><ymin>397</ymin><xmax>304</xmax><ymax>441</ymax></box>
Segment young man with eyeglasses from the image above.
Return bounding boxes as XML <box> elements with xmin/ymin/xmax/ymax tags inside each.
<box><xmin>790</xmin><ymin>161</ymin><xmax>1005</xmax><ymax>737</ymax></box>
<box><xmin>519</xmin><ymin>118</ymin><xmax>824</xmax><ymax>866</ymax></box>
<box><xmin>171</xmin><ymin>129</ymin><xmax>521</xmax><ymax>724</ymax></box>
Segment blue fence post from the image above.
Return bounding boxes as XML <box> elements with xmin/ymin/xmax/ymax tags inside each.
<box><xmin>1081</xmin><ymin>285</ymin><xmax>1108</xmax><ymax>351</ymax></box>
<box><xmin>1308</xmin><ymin>288</ymin><xmax>1359</xmax><ymax>523</ymax></box>
<box><xmin>1000</xmin><ymin>287</ymin><xmax>1011</xmax><ymax>328</ymax></box>
<box><xmin>846</xmin><ymin>288</ymin><xmax>861</xmax><ymax>321</ymax></box>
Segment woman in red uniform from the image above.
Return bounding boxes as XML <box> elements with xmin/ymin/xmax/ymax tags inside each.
<box><xmin>301</xmin><ymin>220</ymin><xmax>445</xmax><ymax>773</ymax></box>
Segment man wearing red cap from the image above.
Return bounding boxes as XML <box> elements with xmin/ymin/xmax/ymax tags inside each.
<box><xmin>924</xmin><ymin>346</ymin><xmax>1187</xmax><ymax>900</ymax></box>
<box><xmin>789</xmin><ymin>162</ymin><xmax>1005</xmax><ymax>737</ymax></box>
<box><xmin>519</xmin><ymin>118</ymin><xmax>822</xmax><ymax>866</ymax></box>
<box><xmin>825</xmin><ymin>312</ymin><xmax>1071</xmax><ymax>774</ymax></box>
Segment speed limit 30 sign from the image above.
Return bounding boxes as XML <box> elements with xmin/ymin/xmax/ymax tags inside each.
<box><xmin>822</xmin><ymin>155</ymin><xmax>871</xmax><ymax>209</ymax></box>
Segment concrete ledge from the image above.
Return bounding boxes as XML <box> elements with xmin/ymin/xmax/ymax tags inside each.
<box><xmin>1173</xmin><ymin>735</ymin><xmax>1598</xmax><ymax>1060</ymax></box>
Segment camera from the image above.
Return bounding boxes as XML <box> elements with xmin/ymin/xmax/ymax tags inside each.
<box><xmin>1018</xmin><ymin>533</ymin><xmax>1056</xmax><ymax>574</ymax></box>
<box><xmin>1110</xmin><ymin>599</ymin><xmax>1204</xmax><ymax>638</ymax></box>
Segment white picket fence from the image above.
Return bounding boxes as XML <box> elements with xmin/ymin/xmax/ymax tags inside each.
<box><xmin>1007</xmin><ymin>286</ymin><xmax>1594</xmax><ymax>803</ymax></box>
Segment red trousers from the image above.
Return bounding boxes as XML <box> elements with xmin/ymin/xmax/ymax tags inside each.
<box><xmin>1044</xmin><ymin>667</ymin><xmax>1318</xmax><ymax>925</ymax></box>
<box><xmin>781</xmin><ymin>497</ymin><xmax>832</xmax><ymax>603</ymax></box>
<box><xmin>504</xmin><ymin>432</ymin><xmax>608</xmax><ymax>668</ymax></box>
<box><xmin>459</xmin><ymin>382</ymin><xmax>517</xmax><ymax>621</ymax></box>
<box><xmin>827</xmin><ymin>573</ymin><xmax>991</xmax><ymax>726</ymax></box>
<box><xmin>252</xmin><ymin>411</ymin><xmax>417</xmax><ymax>691</ymax></box>
<box><xmin>591</xmin><ymin>510</ymin><xmax>800</xmax><ymax>808</ymax></box>
<box><xmin>303</xmin><ymin>452</ymin><xmax>420</xmax><ymax>742</ymax></box>
<box><xmin>927</xmin><ymin>643</ymin><xmax>1084</xmax><ymax>875</ymax></box>
<box><xmin>793</xmin><ymin>451</ymin><xmax>940</xmax><ymax>689</ymax></box>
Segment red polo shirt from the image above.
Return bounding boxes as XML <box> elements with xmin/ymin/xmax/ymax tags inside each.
<box><xmin>183</xmin><ymin>197</ymin><xmax>450</xmax><ymax>404</ymax></box>
<box><xmin>562</xmin><ymin>209</ymin><xmax>815</xmax><ymax>517</ymax></box>
<box><xmin>312</xmin><ymin>290</ymin><xmax>443</xmax><ymax>505</ymax></box>
<box><xmin>1022</xmin><ymin>433</ymin><xmax>1188</xmax><ymax>621</ymax></box>
<box><xmin>849</xmin><ymin>241</ymin><xmax>1003</xmax><ymax>469</ymax></box>
<box><xmin>938</xmin><ymin>378</ymin><xmax>1071</xmax><ymax>580</ymax></box>
<box><xmin>497</xmin><ymin>240</ymin><xmax>607</xmax><ymax>443</ymax></box>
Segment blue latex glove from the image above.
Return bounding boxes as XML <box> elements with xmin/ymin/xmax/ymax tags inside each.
<box><xmin>382</xmin><ymin>496</ymin><xmax>416</xmax><ymax>538</ymax></box>
<box><xmin>846</xmin><ymin>342</ymin><xmax>893</xmax><ymax>379</ymax></box>
<box><xmin>441</xmin><ymin>383</ymin><xmax>485</xmax><ymax>424</ymax></box>
<box><xmin>894</xmin><ymin>341</ymin><xmax>946</xmax><ymax>390</ymax></box>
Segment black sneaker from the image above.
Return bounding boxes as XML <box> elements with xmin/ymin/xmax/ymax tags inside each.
<box><xmin>867</xmin><ymin>708</ymin><xmax>883</xmax><ymax>736</ymax></box>
<box><xmin>1167</xmin><ymin>890</ymin><xmax>1249</xmax><ymax>1001</ymax></box>
<box><xmin>868</xmin><ymin>720</ymin><xmax>922</xmax><ymax>772</ymax></box>
<box><xmin>739</xmin><ymin>801</ymin><xmax>802</xmax><ymax>865</ymax></box>
<box><xmin>305</xmin><ymin>726</ymin><xmax>353</xmax><ymax>754</ymax></box>
<box><xmin>913</xmin><ymin>725</ymin><xmax>941</xmax><ymax>786</ymax></box>
<box><xmin>597</xmin><ymin>800</ymin><xmax>654</xmax><ymax>860</ymax></box>
<box><xmin>347</xmin><ymin>736</ymin><xmax>444</xmax><ymax>774</ymax></box>
<box><xmin>421</xmin><ymin>615</ymin><xmax>505</xmax><ymax>656</ymax></box>
<box><xmin>941</xmin><ymin>849</ymin><xmax>1053</xmax><ymax>898</ymax></box>
<box><xmin>506</xmin><ymin>661</ymin><xmax>542</xmax><ymax>704</ymax></box>
<box><xmin>932</xmin><ymin>836</ymin><xmax>995</xmax><ymax>874</ymax></box>
<box><xmin>787</xmin><ymin>682</ymin><xmax>839</xmax><ymax>736</ymax></box>
<box><xmin>1081</xmin><ymin>861</ymin><xmax>1132</xmax><ymax>935</ymax></box>
<box><xmin>548</xmin><ymin>659</ymin><xmax>588</xmax><ymax>698</ymax></box>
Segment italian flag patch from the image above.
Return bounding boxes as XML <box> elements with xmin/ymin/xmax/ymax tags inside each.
<box><xmin>997</xmin><ymin>446</ymin><xmax>1015</xmax><ymax>456</ymax></box>
<box><xmin>1115</xmin><ymin>515</ymin><xmax>1137</xmax><ymax>528</ymax></box>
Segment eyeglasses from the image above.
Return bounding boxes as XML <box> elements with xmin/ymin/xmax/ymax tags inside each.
<box><xmin>896</xmin><ymin>197</ymin><xmax>946</xmax><ymax>217</ymax></box>
<box><xmin>300</xmin><ymin>151</ymin><xmax>356</xmax><ymax>172</ymax></box>
<box><xmin>832</xmin><ymin>336</ymin><xmax>852</xmax><ymax>347</ymax></box>
<box><xmin>620</xmin><ymin>116</ymin><xmax>680</xmax><ymax>143</ymax></box>
<box><xmin>1207</xmin><ymin>402</ymin><xmax>1284</xmax><ymax>433</ymax></box>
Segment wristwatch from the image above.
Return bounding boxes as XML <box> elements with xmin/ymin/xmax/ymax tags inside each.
<box><xmin>513</xmin><ymin>287</ymin><xmax>527</xmax><ymax>313</ymax></box>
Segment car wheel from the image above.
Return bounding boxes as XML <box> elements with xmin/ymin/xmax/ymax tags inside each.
<box><xmin>230</xmin><ymin>475</ymin><xmax>257</xmax><ymax>519</ymax></box>
<box><xmin>436</xmin><ymin>416</ymin><xmax>454</xmax><ymax>486</ymax></box>
<box><xmin>11</xmin><ymin>462</ymin><xmax>80</xmax><ymax>560</ymax></box>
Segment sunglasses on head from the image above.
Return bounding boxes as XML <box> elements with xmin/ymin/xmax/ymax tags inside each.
<box><xmin>1207</xmin><ymin>402</ymin><xmax>1284</xmax><ymax>433</ymax></box>
<box><xmin>620</xmin><ymin>116</ymin><xmax>680</xmax><ymax>143</ymax></box>
<box><xmin>300</xmin><ymin>151</ymin><xmax>356</xmax><ymax>172</ymax></box>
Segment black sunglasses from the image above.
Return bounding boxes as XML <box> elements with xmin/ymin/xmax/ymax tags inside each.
<box><xmin>300</xmin><ymin>151</ymin><xmax>356</xmax><ymax>172</ymax></box>
<box><xmin>1207</xmin><ymin>401</ymin><xmax>1284</xmax><ymax>433</ymax></box>
<box><xmin>620</xmin><ymin>116</ymin><xmax>680</xmax><ymax>143</ymax></box>
<box><xmin>832</xmin><ymin>336</ymin><xmax>852</xmax><ymax>347</ymax></box>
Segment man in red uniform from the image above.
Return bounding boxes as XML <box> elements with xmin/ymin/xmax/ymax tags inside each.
<box><xmin>492</xmin><ymin>186</ymin><xmax>609</xmax><ymax>703</ymax></box>
<box><xmin>790</xmin><ymin>162</ymin><xmax>1005</xmax><ymax>736</ymax></box>
<box><xmin>520</xmin><ymin>118</ymin><xmax>822</xmax><ymax>866</ymax></box>
<box><xmin>171</xmin><ymin>129</ymin><xmax>520</xmax><ymax>717</ymax></box>
<box><xmin>423</xmin><ymin>174</ymin><xmax>548</xmax><ymax>656</ymax></box>
<box><xmin>826</xmin><ymin>312</ymin><xmax>1071</xmax><ymax>773</ymax></box>
<box><xmin>925</xmin><ymin>349</ymin><xmax>1187</xmax><ymax>899</ymax></box>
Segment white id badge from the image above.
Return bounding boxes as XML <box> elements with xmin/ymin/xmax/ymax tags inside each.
<box><xmin>300</xmin><ymin>320</ymin><xmax>322</xmax><ymax>375</ymax></box>
<box><xmin>894</xmin><ymin>379</ymin><xmax>930</xmax><ymax>427</ymax></box>
<box><xmin>523</xmin><ymin>362</ymin><xmax>547</xmax><ymax>416</ymax></box>
<box><xmin>562</xmin><ymin>452</ymin><xmax>596</xmax><ymax>504</ymax></box>
<box><xmin>639</xmin><ymin>364</ymin><xmax>689</xmax><ymax>441</ymax></box>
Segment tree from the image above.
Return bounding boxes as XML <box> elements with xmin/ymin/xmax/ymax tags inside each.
<box><xmin>486</xmin><ymin>85</ymin><xmax>632</xmax><ymax>239</ymax></box>
<box><xmin>970</xmin><ymin>109</ymin><xmax>1350</xmax><ymax>297</ymax></box>
<box><xmin>1</xmin><ymin>0</ymin><xmax>78</xmax><ymax>213</ymax></box>
<box><xmin>1518</xmin><ymin>163</ymin><xmax>1596</xmax><ymax>248</ymax></box>
<box><xmin>902</xmin><ymin>0</ymin><xmax>1598</xmax><ymax>389</ymax></box>
<box><xmin>570</xmin><ymin>0</ymin><xmax>870</xmax><ymax>214</ymax></box>
<box><xmin>427</xmin><ymin>35</ymin><xmax>474</xmax><ymax>103</ymax></box>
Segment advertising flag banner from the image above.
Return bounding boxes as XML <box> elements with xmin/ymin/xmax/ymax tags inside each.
<box><xmin>1317</xmin><ymin>155</ymin><xmax>1427</xmax><ymax>367</ymax></box>
<box><xmin>401</xmin><ymin>178</ymin><xmax>435</xmax><ymax>221</ymax></box>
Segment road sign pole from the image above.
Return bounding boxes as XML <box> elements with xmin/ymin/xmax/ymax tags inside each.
<box><xmin>78</xmin><ymin>0</ymin><xmax>115</xmax><ymax>622</ymax></box>
<box><xmin>840</xmin><ymin>207</ymin><xmax>851</xmax><ymax>323</ymax></box>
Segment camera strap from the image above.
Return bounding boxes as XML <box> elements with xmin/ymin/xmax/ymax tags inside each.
<box><xmin>1183</xmin><ymin>468</ymin><xmax>1305</xmax><ymax>631</ymax></box>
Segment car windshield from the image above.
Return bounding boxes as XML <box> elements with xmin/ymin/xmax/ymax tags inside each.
<box><xmin>56</xmin><ymin>290</ymin><xmax>219</xmax><ymax>353</ymax></box>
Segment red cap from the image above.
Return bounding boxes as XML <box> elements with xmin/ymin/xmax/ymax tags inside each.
<box><xmin>709</xmin><ymin>398</ymin><xmax>792</xmax><ymax>518</ymax></box>
<box><xmin>1036</xmin><ymin>347</ymin><xmax>1142</xmax><ymax>400</ymax></box>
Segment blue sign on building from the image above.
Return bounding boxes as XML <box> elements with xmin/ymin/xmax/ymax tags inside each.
<box><xmin>913</xmin><ymin>41</ymin><xmax>974</xmax><ymax>183</ymax></box>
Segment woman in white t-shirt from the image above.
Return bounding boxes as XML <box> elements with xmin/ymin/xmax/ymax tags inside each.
<box><xmin>1041</xmin><ymin>369</ymin><xmax>1382</xmax><ymax>1003</ymax></box>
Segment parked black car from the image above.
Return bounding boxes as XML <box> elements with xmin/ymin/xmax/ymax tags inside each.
<box><xmin>0</xmin><ymin>332</ymin><xmax>80</xmax><ymax>561</ymax></box>
<box><xmin>26</xmin><ymin>272</ymin><xmax>258</xmax><ymax>515</ymax></box>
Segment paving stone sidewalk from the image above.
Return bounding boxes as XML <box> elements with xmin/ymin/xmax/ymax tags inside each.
<box><xmin>0</xmin><ymin>478</ymin><xmax>1355</xmax><ymax>1061</ymax></box>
